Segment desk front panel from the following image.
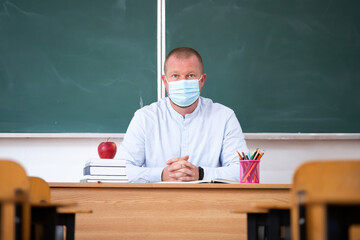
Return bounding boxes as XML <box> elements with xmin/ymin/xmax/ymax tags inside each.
<box><xmin>50</xmin><ymin>183</ymin><xmax>290</xmax><ymax>240</ymax></box>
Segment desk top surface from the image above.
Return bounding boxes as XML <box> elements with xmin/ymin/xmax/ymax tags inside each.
<box><xmin>49</xmin><ymin>182</ymin><xmax>291</xmax><ymax>189</ymax></box>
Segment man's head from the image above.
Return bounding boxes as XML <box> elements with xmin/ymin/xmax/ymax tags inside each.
<box><xmin>162</xmin><ymin>47</ymin><xmax>207</xmax><ymax>109</ymax></box>
<box><xmin>164</xmin><ymin>47</ymin><xmax>204</xmax><ymax>74</ymax></box>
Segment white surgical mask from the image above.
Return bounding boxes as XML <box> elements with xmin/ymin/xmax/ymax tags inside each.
<box><xmin>166</xmin><ymin>75</ymin><xmax>202</xmax><ymax>107</ymax></box>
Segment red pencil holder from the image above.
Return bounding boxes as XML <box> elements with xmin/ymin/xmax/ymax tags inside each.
<box><xmin>240</xmin><ymin>160</ymin><xmax>260</xmax><ymax>183</ymax></box>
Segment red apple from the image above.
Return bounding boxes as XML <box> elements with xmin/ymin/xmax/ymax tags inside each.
<box><xmin>98</xmin><ymin>141</ymin><xmax>117</xmax><ymax>159</ymax></box>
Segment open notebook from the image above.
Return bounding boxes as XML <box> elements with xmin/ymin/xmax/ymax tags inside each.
<box><xmin>158</xmin><ymin>178</ymin><xmax>238</xmax><ymax>184</ymax></box>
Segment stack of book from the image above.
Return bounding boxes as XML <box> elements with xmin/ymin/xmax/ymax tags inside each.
<box><xmin>81</xmin><ymin>158</ymin><xmax>128</xmax><ymax>183</ymax></box>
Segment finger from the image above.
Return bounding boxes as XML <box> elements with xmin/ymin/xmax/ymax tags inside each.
<box><xmin>167</xmin><ymin>155</ymin><xmax>189</xmax><ymax>165</ymax></box>
<box><xmin>168</xmin><ymin>161</ymin><xmax>186</xmax><ymax>171</ymax></box>
<box><xmin>182</xmin><ymin>155</ymin><xmax>189</xmax><ymax>161</ymax></box>
<box><xmin>170</xmin><ymin>168</ymin><xmax>195</xmax><ymax>178</ymax></box>
<box><xmin>166</xmin><ymin>157</ymin><xmax>180</xmax><ymax>165</ymax></box>
<box><xmin>169</xmin><ymin>172</ymin><xmax>182</xmax><ymax>178</ymax></box>
<box><xmin>168</xmin><ymin>177</ymin><xmax>182</xmax><ymax>182</ymax></box>
<box><xmin>169</xmin><ymin>171</ymin><xmax>193</xmax><ymax>179</ymax></box>
<box><xmin>168</xmin><ymin>163</ymin><xmax>181</xmax><ymax>172</ymax></box>
<box><xmin>176</xmin><ymin>167</ymin><xmax>195</xmax><ymax>177</ymax></box>
<box><xmin>177</xmin><ymin>175</ymin><xmax>197</xmax><ymax>181</ymax></box>
<box><xmin>177</xmin><ymin>159</ymin><xmax>196</xmax><ymax>169</ymax></box>
<box><xmin>169</xmin><ymin>161</ymin><xmax>195</xmax><ymax>172</ymax></box>
<box><xmin>177</xmin><ymin>160</ymin><xmax>196</xmax><ymax>169</ymax></box>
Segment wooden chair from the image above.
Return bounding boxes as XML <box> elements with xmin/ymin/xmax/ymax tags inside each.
<box><xmin>291</xmin><ymin>160</ymin><xmax>360</xmax><ymax>240</ymax></box>
<box><xmin>28</xmin><ymin>176</ymin><xmax>58</xmax><ymax>240</ymax></box>
<box><xmin>29</xmin><ymin>177</ymin><xmax>51</xmax><ymax>204</ymax></box>
<box><xmin>0</xmin><ymin>160</ymin><xmax>31</xmax><ymax>240</ymax></box>
<box><xmin>28</xmin><ymin>177</ymin><xmax>91</xmax><ymax>240</ymax></box>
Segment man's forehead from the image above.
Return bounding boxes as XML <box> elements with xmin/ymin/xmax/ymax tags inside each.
<box><xmin>168</xmin><ymin>54</ymin><xmax>199</xmax><ymax>63</ymax></box>
<box><xmin>166</xmin><ymin>55</ymin><xmax>201</xmax><ymax>69</ymax></box>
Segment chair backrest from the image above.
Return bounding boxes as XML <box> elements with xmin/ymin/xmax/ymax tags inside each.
<box><xmin>0</xmin><ymin>159</ymin><xmax>30</xmax><ymax>240</ymax></box>
<box><xmin>291</xmin><ymin>160</ymin><xmax>360</xmax><ymax>240</ymax></box>
<box><xmin>0</xmin><ymin>160</ymin><xmax>29</xmax><ymax>200</ymax></box>
<box><xmin>29</xmin><ymin>176</ymin><xmax>51</xmax><ymax>204</ymax></box>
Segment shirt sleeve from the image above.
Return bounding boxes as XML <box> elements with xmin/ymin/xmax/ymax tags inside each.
<box><xmin>202</xmin><ymin>112</ymin><xmax>248</xmax><ymax>182</ymax></box>
<box><xmin>118</xmin><ymin>110</ymin><xmax>163</xmax><ymax>183</ymax></box>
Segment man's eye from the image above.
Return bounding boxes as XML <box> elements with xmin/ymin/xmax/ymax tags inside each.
<box><xmin>189</xmin><ymin>74</ymin><xmax>195</xmax><ymax>78</ymax></box>
<box><xmin>172</xmin><ymin>74</ymin><xmax>179</xmax><ymax>78</ymax></box>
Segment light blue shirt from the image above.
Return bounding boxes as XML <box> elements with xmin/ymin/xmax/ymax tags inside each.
<box><xmin>118</xmin><ymin>97</ymin><xmax>248</xmax><ymax>183</ymax></box>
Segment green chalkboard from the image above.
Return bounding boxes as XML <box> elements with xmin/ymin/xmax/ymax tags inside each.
<box><xmin>0</xmin><ymin>0</ymin><xmax>157</xmax><ymax>133</ymax></box>
<box><xmin>166</xmin><ymin>0</ymin><xmax>360</xmax><ymax>133</ymax></box>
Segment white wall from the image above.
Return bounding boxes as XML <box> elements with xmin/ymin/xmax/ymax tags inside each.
<box><xmin>1</xmin><ymin>134</ymin><xmax>359</xmax><ymax>183</ymax></box>
<box><xmin>247</xmin><ymin>138</ymin><xmax>360</xmax><ymax>183</ymax></box>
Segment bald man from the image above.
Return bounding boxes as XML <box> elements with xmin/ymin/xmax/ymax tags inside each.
<box><xmin>118</xmin><ymin>47</ymin><xmax>248</xmax><ymax>182</ymax></box>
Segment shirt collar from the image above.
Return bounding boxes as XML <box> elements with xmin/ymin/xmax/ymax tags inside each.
<box><xmin>165</xmin><ymin>97</ymin><xmax>202</xmax><ymax>120</ymax></box>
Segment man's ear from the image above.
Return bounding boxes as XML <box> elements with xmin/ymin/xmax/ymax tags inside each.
<box><xmin>199</xmin><ymin>73</ymin><xmax>207</xmax><ymax>91</ymax></box>
<box><xmin>201</xmin><ymin>73</ymin><xmax>207</xmax><ymax>84</ymax></box>
<box><xmin>162</xmin><ymin>75</ymin><xmax>169</xmax><ymax>95</ymax></box>
<box><xmin>161</xmin><ymin>75</ymin><xmax>167</xmax><ymax>85</ymax></box>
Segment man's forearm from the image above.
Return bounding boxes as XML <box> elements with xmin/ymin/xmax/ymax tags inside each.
<box><xmin>126</xmin><ymin>164</ymin><xmax>163</xmax><ymax>183</ymax></box>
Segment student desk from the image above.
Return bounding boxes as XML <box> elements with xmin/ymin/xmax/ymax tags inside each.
<box><xmin>49</xmin><ymin>183</ymin><xmax>290</xmax><ymax>240</ymax></box>
<box><xmin>234</xmin><ymin>202</ymin><xmax>291</xmax><ymax>240</ymax></box>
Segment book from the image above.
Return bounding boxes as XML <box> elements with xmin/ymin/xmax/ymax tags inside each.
<box><xmin>80</xmin><ymin>179</ymin><xmax>128</xmax><ymax>183</ymax></box>
<box><xmin>195</xmin><ymin>178</ymin><xmax>238</xmax><ymax>184</ymax></box>
<box><xmin>85</xmin><ymin>158</ymin><xmax>126</xmax><ymax>167</ymax></box>
<box><xmin>83</xmin><ymin>166</ymin><xmax>126</xmax><ymax>176</ymax></box>
<box><xmin>82</xmin><ymin>175</ymin><xmax>128</xmax><ymax>180</ymax></box>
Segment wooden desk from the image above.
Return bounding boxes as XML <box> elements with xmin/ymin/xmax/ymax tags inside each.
<box><xmin>49</xmin><ymin>183</ymin><xmax>290</xmax><ymax>240</ymax></box>
<box><xmin>30</xmin><ymin>202</ymin><xmax>77</xmax><ymax>240</ymax></box>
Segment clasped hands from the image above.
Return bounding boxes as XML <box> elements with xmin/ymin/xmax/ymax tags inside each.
<box><xmin>161</xmin><ymin>155</ymin><xmax>199</xmax><ymax>182</ymax></box>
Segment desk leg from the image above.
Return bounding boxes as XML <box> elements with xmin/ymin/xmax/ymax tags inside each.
<box><xmin>31</xmin><ymin>207</ymin><xmax>57</xmax><ymax>240</ymax></box>
<box><xmin>267</xmin><ymin>210</ymin><xmax>280</xmax><ymax>240</ymax></box>
<box><xmin>280</xmin><ymin>210</ymin><xmax>291</xmax><ymax>240</ymax></box>
<box><xmin>267</xmin><ymin>209</ymin><xmax>291</xmax><ymax>240</ymax></box>
<box><xmin>57</xmin><ymin>213</ymin><xmax>75</xmax><ymax>240</ymax></box>
<box><xmin>247</xmin><ymin>213</ymin><xmax>267</xmax><ymax>240</ymax></box>
<box><xmin>327</xmin><ymin>205</ymin><xmax>360</xmax><ymax>240</ymax></box>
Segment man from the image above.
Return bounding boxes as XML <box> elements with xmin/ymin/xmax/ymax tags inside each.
<box><xmin>118</xmin><ymin>47</ymin><xmax>248</xmax><ymax>182</ymax></box>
